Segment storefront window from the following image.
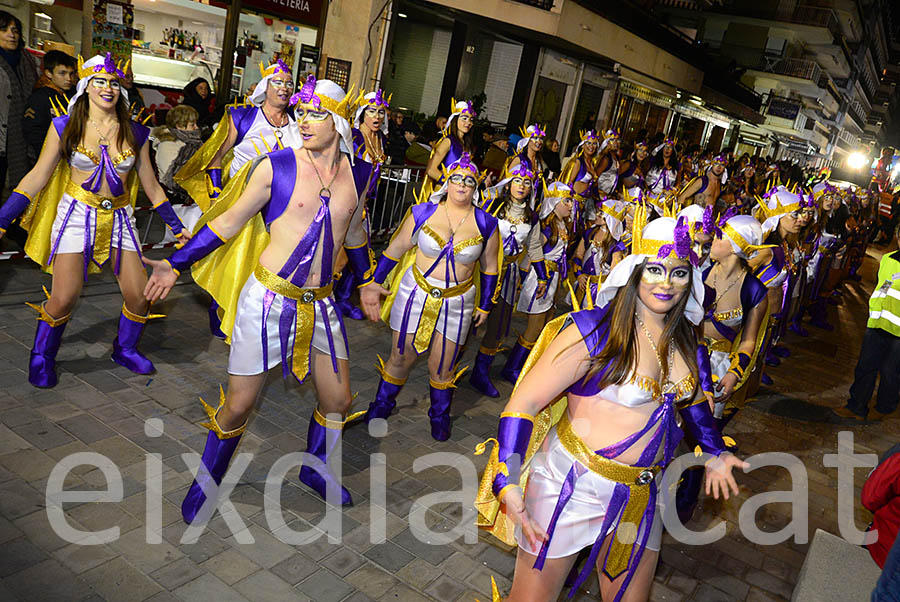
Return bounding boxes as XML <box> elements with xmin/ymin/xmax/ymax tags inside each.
<box><xmin>529</xmin><ymin>76</ymin><xmax>568</xmax><ymax>142</ymax></box>
<box><xmin>567</xmin><ymin>82</ymin><xmax>604</xmax><ymax>151</ymax></box>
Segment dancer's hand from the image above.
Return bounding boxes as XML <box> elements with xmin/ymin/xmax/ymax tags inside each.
<box><xmin>473</xmin><ymin>309</ymin><xmax>487</xmax><ymax>328</ymax></box>
<box><xmin>576</xmin><ymin>274</ymin><xmax>588</xmax><ymax>291</ymax></box>
<box><xmin>359</xmin><ymin>282</ymin><xmax>390</xmax><ymax>322</ymax></box>
<box><xmin>715</xmin><ymin>373</ymin><xmax>738</xmax><ymax>401</ymax></box>
<box><xmin>143</xmin><ymin>258</ymin><xmax>178</xmax><ymax>302</ymax></box>
<box><xmin>502</xmin><ymin>487</ymin><xmax>547</xmax><ymax>549</ymax></box>
<box><xmin>175</xmin><ymin>228</ymin><xmax>192</xmax><ymax>246</ymax></box>
<box><xmin>705</xmin><ymin>452</ymin><xmax>748</xmax><ymax>500</ymax></box>
<box><xmin>536</xmin><ymin>281</ymin><xmax>547</xmax><ymax>299</ymax></box>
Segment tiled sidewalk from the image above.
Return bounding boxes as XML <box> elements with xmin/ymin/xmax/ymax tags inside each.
<box><xmin>0</xmin><ymin>246</ymin><xmax>896</xmax><ymax>602</ymax></box>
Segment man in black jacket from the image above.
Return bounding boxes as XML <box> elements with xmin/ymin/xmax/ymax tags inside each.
<box><xmin>23</xmin><ymin>50</ymin><xmax>75</xmax><ymax>167</ymax></box>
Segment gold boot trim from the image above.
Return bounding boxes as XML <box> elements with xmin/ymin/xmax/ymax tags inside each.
<box><xmin>25</xmin><ymin>288</ymin><xmax>71</xmax><ymax>327</ymax></box>
<box><xmin>313</xmin><ymin>407</ymin><xmax>368</xmax><ymax>430</ymax></box>
<box><xmin>375</xmin><ymin>354</ymin><xmax>407</xmax><ymax>386</ymax></box>
<box><xmin>199</xmin><ymin>386</ymin><xmax>246</xmax><ymax>439</ymax></box>
<box><xmin>121</xmin><ymin>303</ymin><xmax>166</xmax><ymax>323</ymax></box>
<box><xmin>429</xmin><ymin>363</ymin><xmax>469</xmax><ymax>390</ymax></box>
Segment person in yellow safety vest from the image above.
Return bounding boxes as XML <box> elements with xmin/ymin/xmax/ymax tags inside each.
<box><xmin>833</xmin><ymin>223</ymin><xmax>900</xmax><ymax>422</ymax></box>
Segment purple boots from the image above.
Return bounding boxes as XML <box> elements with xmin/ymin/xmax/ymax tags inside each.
<box><xmin>501</xmin><ymin>337</ymin><xmax>534</xmax><ymax>384</ymax></box>
<box><xmin>27</xmin><ymin>302</ymin><xmax>70</xmax><ymax>388</ymax></box>
<box><xmin>111</xmin><ymin>304</ymin><xmax>156</xmax><ymax>374</ymax></box>
<box><xmin>469</xmin><ymin>346</ymin><xmax>500</xmax><ymax>398</ymax></box>
<box><xmin>298</xmin><ymin>409</ymin><xmax>354</xmax><ymax>506</ymax></box>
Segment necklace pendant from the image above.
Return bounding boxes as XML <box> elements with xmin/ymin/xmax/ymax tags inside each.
<box><xmin>319</xmin><ymin>187</ymin><xmax>331</xmax><ymax>201</ymax></box>
<box><xmin>275</xmin><ymin>129</ymin><xmax>283</xmax><ymax>139</ymax></box>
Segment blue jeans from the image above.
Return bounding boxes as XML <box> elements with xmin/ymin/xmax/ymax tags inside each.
<box><xmin>872</xmin><ymin>533</ymin><xmax>900</xmax><ymax>602</ymax></box>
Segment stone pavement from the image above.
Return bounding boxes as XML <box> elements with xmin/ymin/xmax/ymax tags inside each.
<box><xmin>0</xmin><ymin>241</ymin><xmax>897</xmax><ymax>602</ymax></box>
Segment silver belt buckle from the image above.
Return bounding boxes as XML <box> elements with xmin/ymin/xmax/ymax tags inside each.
<box><xmin>301</xmin><ymin>290</ymin><xmax>315</xmax><ymax>303</ymax></box>
<box><xmin>635</xmin><ymin>469</ymin><xmax>655</xmax><ymax>486</ymax></box>
<box><xmin>429</xmin><ymin>287</ymin><xmax>442</xmax><ymax>299</ymax></box>
<box><xmin>100</xmin><ymin>199</ymin><xmax>113</xmax><ymax>210</ymax></box>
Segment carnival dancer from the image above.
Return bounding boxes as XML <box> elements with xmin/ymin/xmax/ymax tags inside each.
<box><xmin>645</xmin><ymin>138</ymin><xmax>678</xmax><ymax>198</ymax></box>
<box><xmin>175</xmin><ymin>59</ymin><xmax>301</xmax><ymax>337</ymax></box>
<box><xmin>474</xmin><ymin>211</ymin><xmax>746</xmax><ymax>602</ymax></box>
<box><xmin>594</xmin><ymin>128</ymin><xmax>622</xmax><ymax>197</ymax></box>
<box><xmin>571</xmin><ymin>198</ymin><xmax>626</xmax><ymax>307</ymax></box>
<box><xmin>330</xmin><ymin>89</ymin><xmax>391</xmax><ymax>322</ymax></box>
<box><xmin>0</xmin><ymin>54</ymin><xmax>188</xmax><ymax>388</ymax></box>
<box><xmin>143</xmin><ymin>77</ymin><xmax>377</xmax><ymax>514</ymax></box>
<box><xmin>804</xmin><ymin>182</ymin><xmax>848</xmax><ymax>330</ymax></box>
<box><xmin>469</xmin><ymin>161</ymin><xmax>537</xmax><ymax>398</ymax></box>
<box><xmin>421</xmin><ymin>98</ymin><xmax>477</xmax><ymax>199</ymax></box>
<box><xmin>501</xmin><ymin>181</ymin><xmax>574</xmax><ymax>384</ymax></box>
<box><xmin>176</xmin><ymin>59</ymin><xmax>301</xmax><ymax>211</ymax></box>
<box><xmin>507</xmin><ymin>124</ymin><xmax>546</xmax><ymax>176</ymax></box>
<box><xmin>677</xmin><ymin>153</ymin><xmax>727</xmax><ymax>208</ymax></box>
<box><xmin>619</xmin><ymin>139</ymin><xmax>650</xmax><ymax>189</ymax></box>
<box><xmin>360</xmin><ymin>153</ymin><xmax>500</xmax><ymax>440</ymax></box>
<box><xmin>560</xmin><ymin>129</ymin><xmax>600</xmax><ymax>233</ymax></box>
<box><xmin>676</xmin><ymin>204</ymin><xmax>717</xmax><ymax>271</ymax></box>
<box><xmin>748</xmin><ymin>187</ymin><xmax>813</xmax><ymax>384</ymax></box>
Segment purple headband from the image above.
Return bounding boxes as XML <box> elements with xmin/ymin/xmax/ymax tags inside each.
<box><xmin>658</xmin><ymin>217</ymin><xmax>700</xmax><ymax>266</ymax></box>
<box><xmin>716</xmin><ymin>207</ymin><xmax>739</xmax><ymax>238</ymax></box>
<box><xmin>528</xmin><ymin>124</ymin><xmax>546</xmax><ymax>138</ymax></box>
<box><xmin>367</xmin><ymin>89</ymin><xmax>389</xmax><ymax>108</ymax></box>
<box><xmin>274</xmin><ymin>59</ymin><xmax>290</xmax><ymax>75</ymax></box>
<box><xmin>712</xmin><ymin>154</ymin><xmax>728</xmax><ymax>165</ymax></box>
<box><xmin>800</xmin><ymin>194</ymin><xmax>817</xmax><ymax>209</ymax></box>
<box><xmin>509</xmin><ymin>162</ymin><xmax>536</xmax><ymax>181</ymax></box>
<box><xmin>635</xmin><ymin>140</ymin><xmax>649</xmax><ymax>149</ymax></box>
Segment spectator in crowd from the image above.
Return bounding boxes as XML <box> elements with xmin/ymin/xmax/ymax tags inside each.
<box><xmin>833</xmin><ymin>223</ymin><xmax>900</xmax><ymax>422</ymax></box>
<box><xmin>181</xmin><ymin>77</ymin><xmax>213</xmax><ymax>130</ymax></box>
<box><xmin>421</xmin><ymin>114</ymin><xmax>447</xmax><ymax>145</ymax></box>
<box><xmin>0</xmin><ymin>11</ymin><xmax>39</xmax><ymax>189</ymax></box>
<box><xmin>864</xmin><ymin>442</ymin><xmax>900</xmax><ymax>601</ymax></box>
<box><xmin>387</xmin><ymin>109</ymin><xmax>409</xmax><ymax>164</ymax></box>
<box><xmin>121</xmin><ymin>62</ymin><xmax>146</xmax><ymax>118</ymax></box>
<box><xmin>24</xmin><ymin>50</ymin><xmax>76</xmax><ymax>168</ymax></box>
<box><xmin>151</xmin><ymin>105</ymin><xmax>202</xmax><ymax>201</ymax></box>
<box><xmin>542</xmin><ymin>137</ymin><xmax>561</xmax><ymax>179</ymax></box>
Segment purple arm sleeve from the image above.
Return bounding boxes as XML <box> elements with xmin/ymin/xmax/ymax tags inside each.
<box><xmin>0</xmin><ymin>191</ymin><xmax>31</xmax><ymax>232</ymax></box>
<box><xmin>166</xmin><ymin>224</ymin><xmax>226</xmax><ymax>273</ymax></box>
<box><xmin>491</xmin><ymin>415</ymin><xmax>534</xmax><ymax>498</ymax></box>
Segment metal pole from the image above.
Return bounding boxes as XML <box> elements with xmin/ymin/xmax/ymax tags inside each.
<box><xmin>217</xmin><ymin>0</ymin><xmax>242</xmax><ymax>108</ymax></box>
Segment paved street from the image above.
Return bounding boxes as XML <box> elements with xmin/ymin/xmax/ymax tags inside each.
<box><xmin>0</xmin><ymin>242</ymin><xmax>896</xmax><ymax>602</ymax></box>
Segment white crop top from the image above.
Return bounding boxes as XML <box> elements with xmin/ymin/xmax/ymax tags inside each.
<box><xmin>413</xmin><ymin>224</ymin><xmax>484</xmax><ymax>264</ymax></box>
<box><xmin>69</xmin><ymin>146</ymin><xmax>135</xmax><ymax>174</ymax></box>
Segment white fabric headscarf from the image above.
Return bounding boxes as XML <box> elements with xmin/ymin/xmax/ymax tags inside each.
<box><xmin>516</xmin><ymin>124</ymin><xmax>546</xmax><ymax>153</ymax></box>
<box><xmin>597</xmin><ymin>199</ymin><xmax>626</xmax><ymax>241</ymax></box>
<box><xmin>353</xmin><ymin>90</ymin><xmax>390</xmax><ymax>135</ymax></box>
<box><xmin>539</xmin><ymin>181</ymin><xmax>573</xmax><ymax>220</ymax></box>
<box><xmin>595</xmin><ymin>217</ymin><xmax>706</xmax><ymax>324</ymax></box>
<box><xmin>445</xmin><ymin>99</ymin><xmax>476</xmax><ymax>135</ymax></box>
<box><xmin>428</xmin><ymin>152</ymin><xmax>481</xmax><ymax>205</ymax></box>
<box><xmin>291</xmin><ymin>76</ymin><xmax>356</xmax><ymax>162</ymax></box>
<box><xmin>756</xmin><ymin>186</ymin><xmax>803</xmax><ymax>236</ymax></box>
<box><xmin>720</xmin><ymin>214</ymin><xmax>766</xmax><ymax>260</ymax></box>
<box><xmin>68</xmin><ymin>54</ymin><xmax>129</xmax><ymax>113</ymax></box>
<box><xmin>248</xmin><ymin>60</ymin><xmax>292</xmax><ymax>107</ymax></box>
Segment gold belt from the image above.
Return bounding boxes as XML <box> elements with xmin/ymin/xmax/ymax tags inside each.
<box><xmin>411</xmin><ymin>265</ymin><xmax>473</xmax><ymax>354</ymax></box>
<box><xmin>556</xmin><ymin>411</ymin><xmax>659</xmax><ymax>577</ymax></box>
<box><xmin>65</xmin><ymin>179</ymin><xmax>129</xmax><ymax>211</ymax></box>
<box><xmin>503</xmin><ymin>251</ymin><xmax>525</xmax><ymax>267</ymax></box>
<box><xmin>704</xmin><ymin>337</ymin><xmax>732</xmax><ymax>353</ymax></box>
<box><xmin>254</xmin><ymin>264</ymin><xmax>334</xmax><ymax>382</ymax></box>
<box><xmin>64</xmin><ymin>179</ymin><xmax>131</xmax><ymax>268</ymax></box>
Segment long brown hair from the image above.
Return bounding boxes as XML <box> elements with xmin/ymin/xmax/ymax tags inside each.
<box><xmin>61</xmin><ymin>91</ymin><xmax>137</xmax><ymax>160</ymax></box>
<box><xmin>580</xmin><ymin>258</ymin><xmax>698</xmax><ymax>391</ymax></box>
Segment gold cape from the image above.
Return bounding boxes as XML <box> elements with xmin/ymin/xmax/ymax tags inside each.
<box><xmin>174</xmin><ymin>108</ymin><xmax>239</xmax><ymax>212</ymax></box>
<box><xmin>20</xmin><ymin>161</ymin><xmax>140</xmax><ymax>274</ymax></box>
<box><xmin>474</xmin><ymin>313</ymin><xmax>570</xmax><ymax>545</ymax></box>
<box><xmin>188</xmin><ymin>160</ymin><xmax>264</xmax><ymax>342</ymax></box>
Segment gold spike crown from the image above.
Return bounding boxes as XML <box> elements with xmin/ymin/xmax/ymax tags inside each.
<box><xmin>440</xmin><ymin>152</ymin><xmax>485</xmax><ymax>184</ymax></box>
<box><xmin>755</xmin><ymin>187</ymin><xmax>801</xmax><ymax>220</ymax></box>
<box><xmin>501</xmin><ymin>160</ymin><xmax>536</xmax><ymax>183</ymax></box>
<box><xmin>361</xmin><ymin>89</ymin><xmax>392</xmax><ymax>108</ymax></box>
<box><xmin>629</xmin><ymin>206</ymin><xmax>693</xmax><ymax>261</ymax></box>
<box><xmin>77</xmin><ymin>53</ymin><xmax>129</xmax><ymax>81</ymax></box>
<box><xmin>541</xmin><ymin>179</ymin><xmax>574</xmax><ymax>200</ymax></box>
<box><xmin>599</xmin><ymin>199</ymin><xmax>628</xmax><ymax>222</ymax></box>
<box><xmin>579</xmin><ymin>129</ymin><xmax>600</xmax><ymax>142</ymax></box>
<box><xmin>259</xmin><ymin>59</ymin><xmax>292</xmax><ymax>79</ymax></box>
<box><xmin>291</xmin><ymin>75</ymin><xmax>358</xmax><ymax>122</ymax></box>
<box><xmin>449</xmin><ymin>97</ymin><xmax>477</xmax><ymax>117</ymax></box>
<box><xmin>518</xmin><ymin>124</ymin><xmax>546</xmax><ymax>140</ymax></box>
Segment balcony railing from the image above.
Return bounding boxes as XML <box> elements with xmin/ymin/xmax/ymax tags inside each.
<box><xmin>707</xmin><ymin>4</ymin><xmax>840</xmax><ymax>38</ymax></box>
<box><xmin>847</xmin><ymin>101</ymin><xmax>867</xmax><ymax>128</ymax></box>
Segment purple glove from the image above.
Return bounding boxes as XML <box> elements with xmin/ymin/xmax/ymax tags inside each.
<box><xmin>478</xmin><ymin>271</ymin><xmax>499</xmax><ymax>314</ymax></box>
<box><xmin>152</xmin><ymin>200</ymin><xmax>186</xmax><ymax>234</ymax></box>
<box><xmin>0</xmin><ymin>190</ymin><xmax>32</xmax><ymax>233</ymax></box>
<box><xmin>166</xmin><ymin>224</ymin><xmax>226</xmax><ymax>274</ymax></box>
<box><xmin>206</xmin><ymin>168</ymin><xmax>223</xmax><ymax>200</ymax></box>
<box><xmin>491</xmin><ymin>413</ymin><xmax>534</xmax><ymax>500</ymax></box>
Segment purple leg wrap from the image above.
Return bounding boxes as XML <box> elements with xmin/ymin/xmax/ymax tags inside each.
<box><xmin>428</xmin><ymin>384</ymin><xmax>454</xmax><ymax>441</ymax></box>
<box><xmin>29</xmin><ymin>319</ymin><xmax>68</xmax><ymax>388</ymax></box>
<box><xmin>182</xmin><ymin>430</ymin><xmax>242</xmax><ymax>524</ymax></box>
<box><xmin>469</xmin><ymin>351</ymin><xmax>499</xmax><ymax>398</ymax></box>
<box><xmin>111</xmin><ymin>310</ymin><xmax>155</xmax><ymax>374</ymax></box>
<box><xmin>501</xmin><ymin>341</ymin><xmax>531</xmax><ymax>384</ymax></box>
<box><xmin>298</xmin><ymin>416</ymin><xmax>353</xmax><ymax>506</ymax></box>
<box><xmin>365</xmin><ymin>377</ymin><xmax>405</xmax><ymax>423</ymax></box>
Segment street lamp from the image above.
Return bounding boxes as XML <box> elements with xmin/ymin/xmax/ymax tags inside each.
<box><xmin>847</xmin><ymin>152</ymin><xmax>868</xmax><ymax>170</ymax></box>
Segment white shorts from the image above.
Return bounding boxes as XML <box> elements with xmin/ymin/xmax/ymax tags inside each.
<box><xmin>388</xmin><ymin>266</ymin><xmax>476</xmax><ymax>347</ymax></box>
<box><xmin>517</xmin><ymin>425</ymin><xmax>663</xmax><ymax>559</ymax></box>
<box><xmin>50</xmin><ymin>194</ymin><xmax>140</xmax><ymax>258</ymax></box>
<box><xmin>228</xmin><ymin>273</ymin><xmax>348</xmax><ymax>378</ymax></box>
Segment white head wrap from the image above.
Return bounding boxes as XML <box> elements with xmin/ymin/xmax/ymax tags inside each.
<box><xmin>756</xmin><ymin>186</ymin><xmax>804</xmax><ymax>236</ymax></box>
<box><xmin>595</xmin><ymin>217</ymin><xmax>706</xmax><ymax>324</ymax></box>
<box><xmin>68</xmin><ymin>54</ymin><xmax>129</xmax><ymax>113</ymax></box>
<box><xmin>353</xmin><ymin>90</ymin><xmax>390</xmax><ymax>135</ymax></box>
<box><xmin>248</xmin><ymin>60</ymin><xmax>292</xmax><ymax>107</ymax></box>
<box><xmin>720</xmin><ymin>215</ymin><xmax>766</xmax><ymax>260</ymax></box>
<box><xmin>291</xmin><ymin>76</ymin><xmax>356</xmax><ymax>161</ymax></box>
<box><xmin>539</xmin><ymin>181</ymin><xmax>573</xmax><ymax>220</ymax></box>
